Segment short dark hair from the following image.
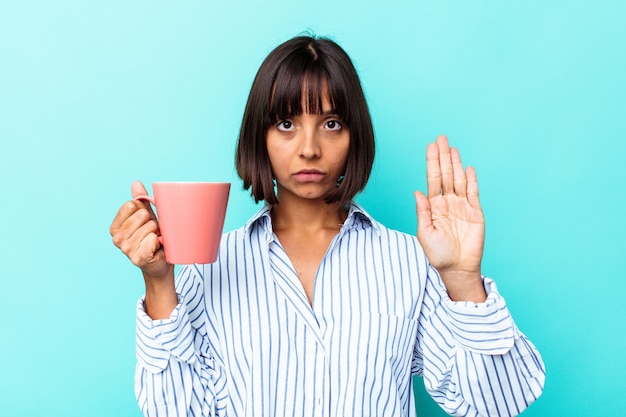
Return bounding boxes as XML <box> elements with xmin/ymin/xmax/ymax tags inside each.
<box><xmin>235</xmin><ymin>35</ymin><xmax>375</xmax><ymax>205</ymax></box>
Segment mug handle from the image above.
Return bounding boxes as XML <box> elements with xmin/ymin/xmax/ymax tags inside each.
<box><xmin>133</xmin><ymin>194</ymin><xmax>155</xmax><ymax>205</ymax></box>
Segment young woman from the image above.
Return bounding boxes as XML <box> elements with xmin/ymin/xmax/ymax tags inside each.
<box><xmin>110</xmin><ymin>35</ymin><xmax>545</xmax><ymax>417</ymax></box>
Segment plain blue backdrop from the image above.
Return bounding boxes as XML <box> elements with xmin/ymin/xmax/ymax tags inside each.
<box><xmin>1</xmin><ymin>1</ymin><xmax>625</xmax><ymax>415</ymax></box>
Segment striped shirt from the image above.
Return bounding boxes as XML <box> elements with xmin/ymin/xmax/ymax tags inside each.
<box><xmin>135</xmin><ymin>203</ymin><xmax>545</xmax><ymax>416</ymax></box>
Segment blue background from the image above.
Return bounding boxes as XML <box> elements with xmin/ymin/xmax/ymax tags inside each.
<box><xmin>1</xmin><ymin>1</ymin><xmax>625</xmax><ymax>415</ymax></box>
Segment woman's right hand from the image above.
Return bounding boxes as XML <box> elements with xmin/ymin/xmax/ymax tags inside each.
<box><xmin>110</xmin><ymin>181</ymin><xmax>176</xmax><ymax>318</ymax></box>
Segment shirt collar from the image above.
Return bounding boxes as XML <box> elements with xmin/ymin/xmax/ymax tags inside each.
<box><xmin>243</xmin><ymin>204</ymin><xmax>272</xmax><ymax>237</ymax></box>
<box><xmin>343</xmin><ymin>202</ymin><xmax>380</xmax><ymax>234</ymax></box>
<box><xmin>244</xmin><ymin>201</ymin><xmax>380</xmax><ymax>238</ymax></box>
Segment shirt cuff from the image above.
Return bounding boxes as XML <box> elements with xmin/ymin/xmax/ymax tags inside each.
<box><xmin>441</xmin><ymin>277</ymin><xmax>519</xmax><ymax>355</ymax></box>
<box><xmin>135</xmin><ymin>295</ymin><xmax>197</xmax><ymax>373</ymax></box>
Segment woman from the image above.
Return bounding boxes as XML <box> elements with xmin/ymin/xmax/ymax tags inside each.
<box><xmin>110</xmin><ymin>35</ymin><xmax>545</xmax><ymax>416</ymax></box>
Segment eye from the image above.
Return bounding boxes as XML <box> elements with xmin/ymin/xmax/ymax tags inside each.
<box><xmin>325</xmin><ymin>119</ymin><xmax>343</xmax><ymax>131</ymax></box>
<box><xmin>276</xmin><ymin>120</ymin><xmax>294</xmax><ymax>132</ymax></box>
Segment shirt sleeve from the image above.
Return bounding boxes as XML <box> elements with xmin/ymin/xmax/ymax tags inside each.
<box><xmin>135</xmin><ymin>265</ymin><xmax>228</xmax><ymax>417</ymax></box>
<box><xmin>414</xmin><ymin>265</ymin><xmax>545</xmax><ymax>416</ymax></box>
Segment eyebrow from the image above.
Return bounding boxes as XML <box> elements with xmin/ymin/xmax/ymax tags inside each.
<box><xmin>306</xmin><ymin>108</ymin><xmax>340</xmax><ymax>117</ymax></box>
<box><xmin>276</xmin><ymin>109</ymin><xmax>340</xmax><ymax>118</ymax></box>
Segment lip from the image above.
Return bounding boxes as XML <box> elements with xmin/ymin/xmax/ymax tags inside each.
<box><xmin>293</xmin><ymin>169</ymin><xmax>326</xmax><ymax>182</ymax></box>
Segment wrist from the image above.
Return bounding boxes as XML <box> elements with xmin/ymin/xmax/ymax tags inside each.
<box><xmin>143</xmin><ymin>265</ymin><xmax>177</xmax><ymax>319</ymax></box>
<box><xmin>438</xmin><ymin>270</ymin><xmax>487</xmax><ymax>303</ymax></box>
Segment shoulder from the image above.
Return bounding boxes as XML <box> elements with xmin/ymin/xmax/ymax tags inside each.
<box><xmin>372</xmin><ymin>220</ymin><xmax>423</xmax><ymax>255</ymax></box>
<box><xmin>208</xmin><ymin>207</ymin><xmax>272</xmax><ymax>268</ymax></box>
<box><xmin>348</xmin><ymin>202</ymin><xmax>424</xmax><ymax>254</ymax></box>
<box><xmin>219</xmin><ymin>204</ymin><xmax>272</xmax><ymax>245</ymax></box>
<box><xmin>348</xmin><ymin>202</ymin><xmax>414</xmax><ymax>237</ymax></box>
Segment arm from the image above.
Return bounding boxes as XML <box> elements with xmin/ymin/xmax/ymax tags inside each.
<box><xmin>416</xmin><ymin>266</ymin><xmax>545</xmax><ymax>416</ymax></box>
<box><xmin>110</xmin><ymin>181</ymin><xmax>178</xmax><ymax>319</ymax></box>
<box><xmin>413</xmin><ymin>136</ymin><xmax>545</xmax><ymax>414</ymax></box>
<box><xmin>110</xmin><ymin>182</ymin><xmax>227</xmax><ymax>416</ymax></box>
<box><xmin>135</xmin><ymin>264</ymin><xmax>228</xmax><ymax>417</ymax></box>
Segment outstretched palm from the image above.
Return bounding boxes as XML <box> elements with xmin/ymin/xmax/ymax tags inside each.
<box><xmin>415</xmin><ymin>136</ymin><xmax>485</xmax><ymax>277</ymax></box>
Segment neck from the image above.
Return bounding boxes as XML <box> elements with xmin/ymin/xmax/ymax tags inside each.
<box><xmin>271</xmin><ymin>194</ymin><xmax>348</xmax><ymax>232</ymax></box>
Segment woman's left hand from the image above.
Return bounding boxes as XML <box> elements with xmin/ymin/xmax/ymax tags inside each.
<box><xmin>414</xmin><ymin>135</ymin><xmax>487</xmax><ymax>302</ymax></box>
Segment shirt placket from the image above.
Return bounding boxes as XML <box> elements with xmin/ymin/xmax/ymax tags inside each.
<box><xmin>309</xmin><ymin>303</ymin><xmax>331</xmax><ymax>417</ymax></box>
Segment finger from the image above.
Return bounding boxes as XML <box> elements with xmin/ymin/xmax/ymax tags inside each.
<box><xmin>118</xmin><ymin>214</ymin><xmax>160</xmax><ymax>257</ymax></box>
<box><xmin>110</xmin><ymin>181</ymin><xmax>151</xmax><ymax>236</ymax></box>
<box><xmin>111</xmin><ymin>203</ymin><xmax>154</xmax><ymax>248</ymax></box>
<box><xmin>127</xmin><ymin>222</ymin><xmax>163</xmax><ymax>267</ymax></box>
<box><xmin>466</xmin><ymin>166</ymin><xmax>481</xmax><ymax>209</ymax></box>
<box><xmin>128</xmin><ymin>206</ymin><xmax>159</xmax><ymax>239</ymax></box>
<box><xmin>451</xmin><ymin>147</ymin><xmax>467</xmax><ymax>197</ymax></box>
<box><xmin>426</xmin><ymin>143</ymin><xmax>442</xmax><ymax>198</ymax></box>
<box><xmin>110</xmin><ymin>199</ymin><xmax>145</xmax><ymax>236</ymax></box>
<box><xmin>436</xmin><ymin>135</ymin><xmax>454</xmax><ymax>195</ymax></box>
<box><xmin>414</xmin><ymin>190</ymin><xmax>433</xmax><ymax>234</ymax></box>
<box><xmin>131</xmin><ymin>180</ymin><xmax>149</xmax><ymax>198</ymax></box>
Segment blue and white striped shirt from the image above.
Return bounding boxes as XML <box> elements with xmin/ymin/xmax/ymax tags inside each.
<box><xmin>135</xmin><ymin>203</ymin><xmax>545</xmax><ymax>416</ymax></box>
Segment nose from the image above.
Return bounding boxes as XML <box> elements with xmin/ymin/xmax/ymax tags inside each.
<box><xmin>298</xmin><ymin>126</ymin><xmax>321</xmax><ymax>159</ymax></box>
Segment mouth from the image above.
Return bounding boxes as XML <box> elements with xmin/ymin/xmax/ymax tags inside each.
<box><xmin>293</xmin><ymin>169</ymin><xmax>326</xmax><ymax>182</ymax></box>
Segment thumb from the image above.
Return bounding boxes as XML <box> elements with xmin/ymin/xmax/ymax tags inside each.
<box><xmin>131</xmin><ymin>180</ymin><xmax>149</xmax><ymax>199</ymax></box>
<box><xmin>414</xmin><ymin>190</ymin><xmax>433</xmax><ymax>234</ymax></box>
<box><xmin>131</xmin><ymin>180</ymin><xmax>158</xmax><ymax>222</ymax></box>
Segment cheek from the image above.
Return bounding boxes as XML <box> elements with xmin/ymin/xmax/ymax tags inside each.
<box><xmin>336</xmin><ymin>138</ymin><xmax>350</xmax><ymax>168</ymax></box>
<box><xmin>265</xmin><ymin>137</ymin><xmax>282</xmax><ymax>167</ymax></box>
<box><xmin>267</xmin><ymin>153</ymin><xmax>281</xmax><ymax>175</ymax></box>
<box><xmin>266</xmin><ymin>145</ymin><xmax>289</xmax><ymax>176</ymax></box>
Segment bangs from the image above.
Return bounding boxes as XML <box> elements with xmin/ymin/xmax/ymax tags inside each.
<box><xmin>267</xmin><ymin>53</ymin><xmax>349</xmax><ymax>124</ymax></box>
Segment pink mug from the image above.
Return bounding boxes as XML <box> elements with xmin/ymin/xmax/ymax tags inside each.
<box><xmin>134</xmin><ymin>182</ymin><xmax>230</xmax><ymax>264</ymax></box>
